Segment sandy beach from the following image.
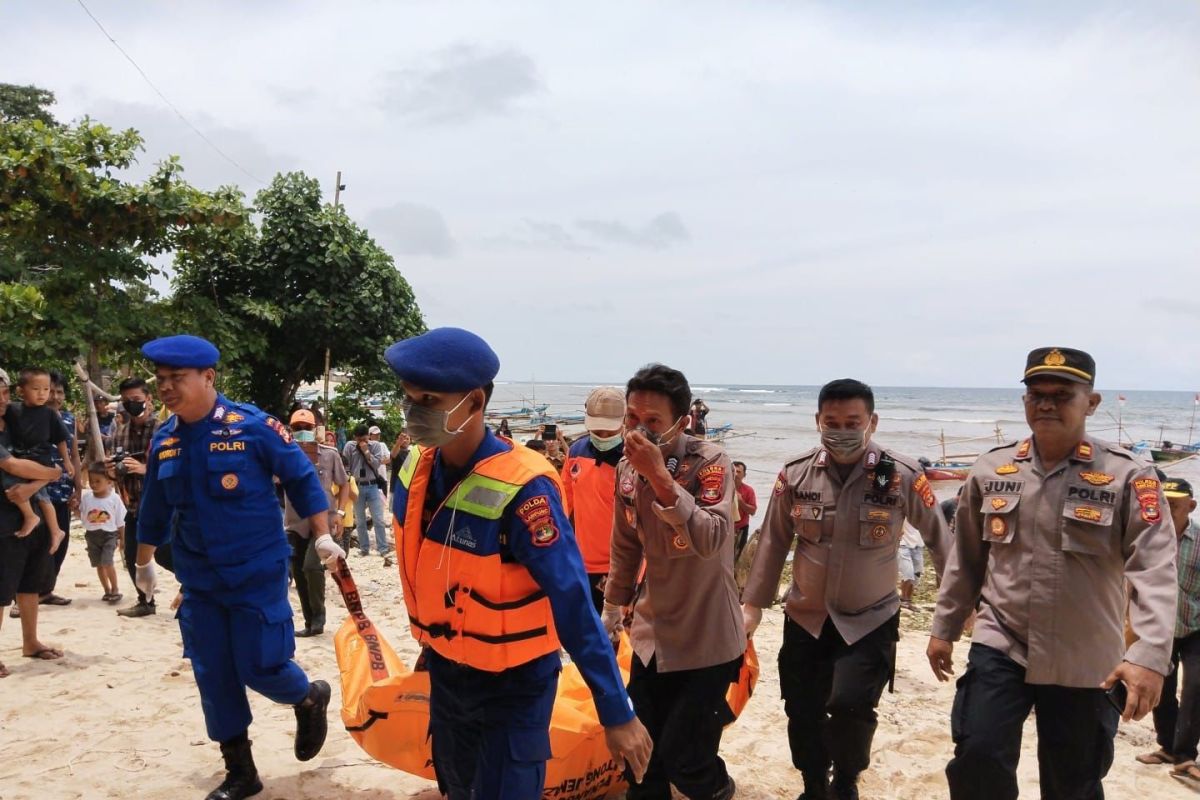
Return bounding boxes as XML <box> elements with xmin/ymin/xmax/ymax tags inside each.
<box><xmin>0</xmin><ymin>522</ymin><xmax>1194</xmax><ymax>800</ymax></box>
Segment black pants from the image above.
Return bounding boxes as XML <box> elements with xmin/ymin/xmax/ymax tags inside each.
<box><xmin>734</xmin><ymin>527</ymin><xmax>750</xmax><ymax>561</ymax></box>
<box><xmin>122</xmin><ymin>511</ymin><xmax>174</xmax><ymax>605</ymax></box>
<box><xmin>287</xmin><ymin>530</ymin><xmax>326</xmax><ymax>630</ymax></box>
<box><xmin>1153</xmin><ymin>630</ymin><xmax>1200</xmax><ymax>762</ymax></box>
<box><xmin>586</xmin><ymin>572</ymin><xmax>607</xmax><ymax>616</ymax></box>
<box><xmin>625</xmin><ymin>653</ymin><xmax>741</xmax><ymax>800</ymax></box>
<box><xmin>947</xmin><ymin>643</ymin><xmax>1118</xmax><ymax>800</ymax></box>
<box><xmin>778</xmin><ymin>614</ymin><xmax>898</xmax><ymax>781</ymax></box>
<box><xmin>47</xmin><ymin>499</ymin><xmax>71</xmax><ymax>590</ymax></box>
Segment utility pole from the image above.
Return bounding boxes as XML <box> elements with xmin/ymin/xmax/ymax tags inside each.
<box><xmin>325</xmin><ymin>170</ymin><xmax>346</xmax><ymax>407</ymax></box>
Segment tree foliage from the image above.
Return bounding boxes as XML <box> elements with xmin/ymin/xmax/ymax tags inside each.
<box><xmin>0</xmin><ymin>83</ymin><xmax>57</xmax><ymax>125</ymax></box>
<box><xmin>172</xmin><ymin>172</ymin><xmax>425</xmax><ymax>416</ymax></box>
<box><xmin>0</xmin><ymin>115</ymin><xmax>245</xmax><ymax>373</ymax></box>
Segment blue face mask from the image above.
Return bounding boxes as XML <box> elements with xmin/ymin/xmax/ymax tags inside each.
<box><xmin>293</xmin><ymin>430</ymin><xmax>316</xmax><ymax>443</ymax></box>
<box><xmin>589</xmin><ymin>432</ymin><xmax>623</xmax><ymax>452</ymax></box>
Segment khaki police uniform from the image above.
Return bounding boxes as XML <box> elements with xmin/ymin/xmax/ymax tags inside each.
<box><xmin>932</xmin><ymin>346</ymin><xmax>1178</xmax><ymax>800</ymax></box>
<box><xmin>284</xmin><ymin>443</ymin><xmax>346</xmax><ymax>633</ymax></box>
<box><xmin>607</xmin><ymin>432</ymin><xmax>745</xmax><ymax>800</ymax></box>
<box><xmin>743</xmin><ymin>441</ymin><xmax>950</xmax><ymax>786</ymax></box>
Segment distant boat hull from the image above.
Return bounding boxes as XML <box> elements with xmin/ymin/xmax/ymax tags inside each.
<box><xmin>1152</xmin><ymin>449</ymin><xmax>1194</xmax><ymax>463</ymax></box>
<box><xmin>925</xmin><ymin>466</ymin><xmax>970</xmax><ymax>482</ymax></box>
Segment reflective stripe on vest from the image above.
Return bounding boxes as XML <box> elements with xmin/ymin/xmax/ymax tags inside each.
<box><xmin>396</xmin><ymin>439</ymin><xmax>564</xmax><ymax>671</ymax></box>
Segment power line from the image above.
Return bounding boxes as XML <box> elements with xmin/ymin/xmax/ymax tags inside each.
<box><xmin>73</xmin><ymin>0</ymin><xmax>266</xmax><ymax>185</ymax></box>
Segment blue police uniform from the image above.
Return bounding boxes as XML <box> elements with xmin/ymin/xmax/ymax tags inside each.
<box><xmin>137</xmin><ymin>337</ymin><xmax>329</xmax><ymax>745</ymax></box>
<box><xmin>386</xmin><ymin>328</ymin><xmax>635</xmax><ymax>800</ymax></box>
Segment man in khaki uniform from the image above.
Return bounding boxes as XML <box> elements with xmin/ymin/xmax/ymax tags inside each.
<box><xmin>742</xmin><ymin>378</ymin><xmax>951</xmax><ymax>800</ymax></box>
<box><xmin>602</xmin><ymin>363</ymin><xmax>744</xmax><ymax>800</ymax></box>
<box><xmin>284</xmin><ymin>409</ymin><xmax>348</xmax><ymax>637</ymax></box>
<box><xmin>928</xmin><ymin>347</ymin><xmax>1177</xmax><ymax>800</ymax></box>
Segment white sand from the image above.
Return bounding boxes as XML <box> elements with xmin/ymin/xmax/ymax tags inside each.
<box><xmin>0</xmin><ymin>526</ymin><xmax>1193</xmax><ymax>800</ymax></box>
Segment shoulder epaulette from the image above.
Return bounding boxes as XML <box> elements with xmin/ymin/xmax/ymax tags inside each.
<box><xmin>785</xmin><ymin>446</ymin><xmax>822</xmax><ymax>468</ymax></box>
<box><xmin>985</xmin><ymin>440</ymin><xmax>1020</xmax><ymax>455</ymax></box>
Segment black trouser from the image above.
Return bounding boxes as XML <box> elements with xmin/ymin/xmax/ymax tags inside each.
<box><xmin>625</xmin><ymin>652</ymin><xmax>741</xmax><ymax>800</ymax></box>
<box><xmin>48</xmin><ymin>499</ymin><xmax>71</xmax><ymax>589</ymax></box>
<box><xmin>586</xmin><ymin>572</ymin><xmax>607</xmax><ymax>616</ymax></box>
<box><xmin>947</xmin><ymin>643</ymin><xmax>1118</xmax><ymax>800</ymax></box>
<box><xmin>1153</xmin><ymin>630</ymin><xmax>1200</xmax><ymax>762</ymax></box>
<box><xmin>779</xmin><ymin>613</ymin><xmax>897</xmax><ymax>782</ymax></box>
<box><xmin>287</xmin><ymin>530</ymin><xmax>326</xmax><ymax>630</ymax></box>
<box><xmin>122</xmin><ymin>511</ymin><xmax>174</xmax><ymax>605</ymax></box>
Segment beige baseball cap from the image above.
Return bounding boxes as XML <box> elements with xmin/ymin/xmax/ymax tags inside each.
<box><xmin>584</xmin><ymin>386</ymin><xmax>625</xmax><ymax>431</ymax></box>
<box><xmin>0</xmin><ymin>368</ymin><xmax>9</xmax><ymax>386</ymax></box>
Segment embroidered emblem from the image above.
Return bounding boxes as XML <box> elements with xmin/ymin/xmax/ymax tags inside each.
<box><xmin>223</xmin><ymin>411</ymin><xmax>244</xmax><ymax>424</ymax></box>
<box><xmin>266</xmin><ymin>417</ymin><xmax>292</xmax><ymax>443</ymax></box>
<box><xmin>867</xmin><ymin>509</ymin><xmax>891</xmax><ymax>521</ymax></box>
<box><xmin>913</xmin><ymin>474</ymin><xmax>936</xmax><ymax>508</ymax></box>
<box><xmin>1016</xmin><ymin>440</ymin><xmax>1031</xmax><ymax>459</ymax></box>
<box><xmin>672</xmin><ymin>533</ymin><xmax>689</xmax><ymax>551</ymax></box>
<box><xmin>815</xmin><ymin>450</ymin><xmax>828</xmax><ymax>467</ymax></box>
<box><xmin>996</xmin><ymin>464</ymin><xmax>1019</xmax><ymax>475</ymax></box>
<box><xmin>1134</xmin><ymin>478</ymin><xmax>1160</xmax><ymax>494</ymax></box>
<box><xmin>620</xmin><ymin>475</ymin><xmax>635</xmax><ymax>496</ymax></box>
<box><xmin>1079</xmin><ymin>471</ymin><xmax>1114</xmax><ymax>486</ymax></box>
<box><xmin>697</xmin><ymin>463</ymin><xmax>725</xmax><ymax>506</ymax></box>
<box><xmin>1074</xmin><ymin>506</ymin><xmax>1102</xmax><ymax>522</ymax></box>
<box><xmin>221</xmin><ymin>473</ymin><xmax>239</xmax><ymax>490</ymax></box>
<box><xmin>516</xmin><ymin>495</ymin><xmax>559</xmax><ymax>546</ymax></box>
<box><xmin>991</xmin><ymin>497</ymin><xmax>1008</xmax><ymax>511</ymax></box>
<box><xmin>989</xmin><ymin>516</ymin><xmax>1008</xmax><ymax>539</ymax></box>
<box><xmin>1044</xmin><ymin>349</ymin><xmax>1066</xmax><ymax>367</ymax></box>
<box><xmin>870</xmin><ymin>524</ymin><xmax>889</xmax><ymax>541</ymax></box>
<box><xmin>1075</xmin><ymin>442</ymin><xmax>1093</xmax><ymax>460</ymax></box>
<box><xmin>774</xmin><ymin>471</ymin><xmax>786</xmax><ymax>496</ymax></box>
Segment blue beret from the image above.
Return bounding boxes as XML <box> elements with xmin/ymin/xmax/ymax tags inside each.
<box><xmin>141</xmin><ymin>335</ymin><xmax>220</xmax><ymax>368</ymax></box>
<box><xmin>385</xmin><ymin>328</ymin><xmax>499</xmax><ymax>392</ymax></box>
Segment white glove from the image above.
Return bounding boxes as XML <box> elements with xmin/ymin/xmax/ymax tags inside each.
<box><xmin>314</xmin><ymin>534</ymin><xmax>346</xmax><ymax>568</ymax></box>
<box><xmin>134</xmin><ymin>561</ymin><xmax>157</xmax><ymax>597</ymax></box>
<box><xmin>742</xmin><ymin>604</ymin><xmax>762</xmax><ymax>639</ymax></box>
<box><xmin>601</xmin><ymin>602</ymin><xmax>624</xmax><ymax>642</ymax></box>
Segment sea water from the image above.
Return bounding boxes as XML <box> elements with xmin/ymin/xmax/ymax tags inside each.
<box><xmin>492</xmin><ymin>382</ymin><xmax>1200</xmax><ymax>528</ymax></box>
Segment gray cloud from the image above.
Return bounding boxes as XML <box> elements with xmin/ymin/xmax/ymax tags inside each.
<box><xmin>381</xmin><ymin>44</ymin><xmax>542</xmax><ymax>125</ymax></box>
<box><xmin>365</xmin><ymin>202</ymin><xmax>456</xmax><ymax>258</ymax></box>
<box><xmin>576</xmin><ymin>212</ymin><xmax>690</xmax><ymax>249</ymax></box>
<box><xmin>479</xmin><ymin>219</ymin><xmax>599</xmax><ymax>254</ymax></box>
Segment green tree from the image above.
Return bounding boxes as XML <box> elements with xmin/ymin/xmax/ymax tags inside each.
<box><xmin>0</xmin><ymin>116</ymin><xmax>246</xmax><ymax>375</ymax></box>
<box><xmin>0</xmin><ymin>83</ymin><xmax>57</xmax><ymax>125</ymax></box>
<box><xmin>172</xmin><ymin>171</ymin><xmax>425</xmax><ymax>416</ymax></box>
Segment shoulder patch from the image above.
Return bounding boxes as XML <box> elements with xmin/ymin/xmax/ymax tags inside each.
<box><xmin>773</xmin><ymin>470</ymin><xmax>787</xmax><ymax>496</ymax></box>
<box><xmin>265</xmin><ymin>417</ymin><xmax>292</xmax><ymax>444</ymax></box>
<box><xmin>516</xmin><ymin>495</ymin><xmax>559</xmax><ymax>547</ymax></box>
<box><xmin>697</xmin><ymin>462</ymin><xmax>725</xmax><ymax>505</ymax></box>
<box><xmin>912</xmin><ymin>473</ymin><xmax>936</xmax><ymax>508</ymax></box>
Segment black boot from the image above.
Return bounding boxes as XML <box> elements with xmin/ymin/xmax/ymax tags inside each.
<box><xmin>205</xmin><ymin>737</ymin><xmax>263</xmax><ymax>800</ymax></box>
<box><xmin>293</xmin><ymin>679</ymin><xmax>331</xmax><ymax>761</ymax></box>
<box><xmin>830</xmin><ymin>770</ymin><xmax>859</xmax><ymax>800</ymax></box>
<box><xmin>796</xmin><ymin>770</ymin><xmax>829</xmax><ymax>800</ymax></box>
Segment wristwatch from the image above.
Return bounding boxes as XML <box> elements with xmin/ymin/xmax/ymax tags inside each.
<box><xmin>336</xmin><ymin>510</ymin><xmax>346</xmax><ymax>517</ymax></box>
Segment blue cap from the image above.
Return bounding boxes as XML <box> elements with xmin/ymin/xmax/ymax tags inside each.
<box><xmin>141</xmin><ymin>335</ymin><xmax>221</xmax><ymax>368</ymax></box>
<box><xmin>385</xmin><ymin>328</ymin><xmax>499</xmax><ymax>392</ymax></box>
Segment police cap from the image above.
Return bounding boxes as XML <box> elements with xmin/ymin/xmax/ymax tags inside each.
<box><xmin>1022</xmin><ymin>347</ymin><xmax>1095</xmax><ymax>385</ymax></box>
<box><xmin>141</xmin><ymin>335</ymin><xmax>221</xmax><ymax>369</ymax></box>
<box><xmin>384</xmin><ymin>327</ymin><xmax>499</xmax><ymax>392</ymax></box>
<box><xmin>1164</xmin><ymin>478</ymin><xmax>1194</xmax><ymax>499</ymax></box>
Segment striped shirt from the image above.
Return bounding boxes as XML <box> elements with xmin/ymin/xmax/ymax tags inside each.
<box><xmin>1177</xmin><ymin>519</ymin><xmax>1200</xmax><ymax>639</ymax></box>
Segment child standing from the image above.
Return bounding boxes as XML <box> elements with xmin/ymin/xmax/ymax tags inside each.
<box><xmin>78</xmin><ymin>464</ymin><xmax>126</xmax><ymax>603</ymax></box>
<box><xmin>2</xmin><ymin>368</ymin><xmax>73</xmax><ymax>551</ymax></box>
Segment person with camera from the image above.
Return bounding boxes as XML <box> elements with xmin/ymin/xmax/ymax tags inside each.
<box><xmin>111</xmin><ymin>376</ymin><xmax>173</xmax><ymax>618</ymax></box>
<box><xmin>928</xmin><ymin>348</ymin><xmax>1178</xmax><ymax>800</ymax></box>
<box><xmin>342</xmin><ymin>423</ymin><xmax>391</xmax><ymax>556</ymax></box>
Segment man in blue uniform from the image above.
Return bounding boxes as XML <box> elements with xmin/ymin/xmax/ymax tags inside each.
<box><xmin>132</xmin><ymin>335</ymin><xmax>334</xmax><ymax>800</ymax></box>
<box><xmin>377</xmin><ymin>327</ymin><xmax>652</xmax><ymax>800</ymax></box>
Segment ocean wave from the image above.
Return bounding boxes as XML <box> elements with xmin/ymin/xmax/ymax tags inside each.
<box><xmin>692</xmin><ymin>387</ymin><xmax>727</xmax><ymax>393</ymax></box>
<box><xmin>763</xmin><ymin>403</ymin><xmax>792</xmax><ymax>407</ymax></box>
<box><xmin>880</xmin><ymin>415</ymin><xmax>1012</xmax><ymax>424</ymax></box>
<box><xmin>734</xmin><ymin>389</ymin><xmax>776</xmax><ymax>394</ymax></box>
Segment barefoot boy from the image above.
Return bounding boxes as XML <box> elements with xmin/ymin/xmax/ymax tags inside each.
<box><xmin>78</xmin><ymin>463</ymin><xmax>126</xmax><ymax>603</ymax></box>
<box><xmin>2</xmin><ymin>368</ymin><xmax>73</xmax><ymax>552</ymax></box>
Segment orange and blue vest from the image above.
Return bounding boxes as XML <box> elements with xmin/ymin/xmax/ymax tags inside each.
<box><xmin>561</xmin><ymin>436</ymin><xmax>623</xmax><ymax>574</ymax></box>
<box><xmin>392</xmin><ymin>430</ymin><xmax>635</xmax><ymax>724</ymax></box>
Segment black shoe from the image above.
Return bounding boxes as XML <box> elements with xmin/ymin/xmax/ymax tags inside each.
<box><xmin>797</xmin><ymin>770</ymin><xmax>830</xmax><ymax>800</ymax></box>
<box><xmin>831</xmin><ymin>771</ymin><xmax>859</xmax><ymax>800</ymax></box>
<box><xmin>714</xmin><ymin>776</ymin><xmax>736</xmax><ymax>800</ymax></box>
<box><xmin>205</xmin><ymin>738</ymin><xmax>263</xmax><ymax>800</ymax></box>
<box><xmin>293</xmin><ymin>679</ymin><xmax>331</xmax><ymax>761</ymax></box>
<box><xmin>295</xmin><ymin>626</ymin><xmax>324</xmax><ymax>638</ymax></box>
<box><xmin>117</xmin><ymin>601</ymin><xmax>156</xmax><ymax>618</ymax></box>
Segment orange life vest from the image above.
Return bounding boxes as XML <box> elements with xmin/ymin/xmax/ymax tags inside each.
<box><xmin>396</xmin><ymin>441</ymin><xmax>563</xmax><ymax>671</ymax></box>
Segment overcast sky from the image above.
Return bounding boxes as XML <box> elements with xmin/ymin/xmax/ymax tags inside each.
<box><xmin>5</xmin><ymin>1</ymin><xmax>1200</xmax><ymax>389</ymax></box>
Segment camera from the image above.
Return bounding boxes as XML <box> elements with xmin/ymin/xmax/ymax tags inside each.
<box><xmin>109</xmin><ymin>446</ymin><xmax>128</xmax><ymax>478</ymax></box>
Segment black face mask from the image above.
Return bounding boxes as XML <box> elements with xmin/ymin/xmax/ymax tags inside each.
<box><xmin>122</xmin><ymin>399</ymin><xmax>146</xmax><ymax>418</ymax></box>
